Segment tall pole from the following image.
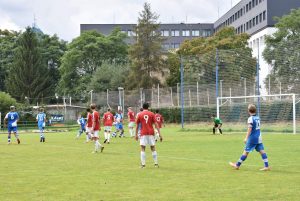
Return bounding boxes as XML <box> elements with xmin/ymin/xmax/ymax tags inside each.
<box><xmin>229</xmin><ymin>87</ymin><xmax>232</xmax><ymax>105</ymax></box>
<box><xmin>196</xmin><ymin>82</ymin><xmax>199</xmax><ymax>105</ymax></box>
<box><xmin>89</xmin><ymin>90</ymin><xmax>93</xmax><ymax>104</ymax></box>
<box><xmin>107</xmin><ymin>89</ymin><xmax>109</xmax><ymax>107</ymax></box>
<box><xmin>257</xmin><ymin>41</ymin><xmax>260</xmax><ymax>116</ymax></box>
<box><xmin>216</xmin><ymin>48</ymin><xmax>219</xmax><ymax>107</ymax></box>
<box><xmin>140</xmin><ymin>88</ymin><xmax>143</xmax><ymax>108</ymax></box>
<box><xmin>244</xmin><ymin>78</ymin><xmax>247</xmax><ymax>103</ymax></box>
<box><xmin>170</xmin><ymin>87</ymin><xmax>173</xmax><ymax>106</ymax></box>
<box><xmin>180</xmin><ymin>56</ymin><xmax>184</xmax><ymax>129</ymax></box>
<box><xmin>293</xmin><ymin>94</ymin><xmax>296</xmax><ymax>134</ymax></box>
<box><xmin>279</xmin><ymin>81</ymin><xmax>282</xmax><ymax>101</ymax></box>
<box><xmin>177</xmin><ymin>83</ymin><xmax>180</xmax><ymax>107</ymax></box>
<box><xmin>220</xmin><ymin>80</ymin><xmax>223</xmax><ymax>104</ymax></box>
<box><xmin>157</xmin><ymin>84</ymin><xmax>160</xmax><ymax>108</ymax></box>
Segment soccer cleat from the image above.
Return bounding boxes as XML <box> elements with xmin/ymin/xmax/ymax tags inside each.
<box><xmin>259</xmin><ymin>167</ymin><xmax>271</xmax><ymax>171</ymax></box>
<box><xmin>229</xmin><ymin>162</ymin><xmax>239</xmax><ymax>170</ymax></box>
<box><xmin>107</xmin><ymin>142</ymin><xmax>110</xmax><ymax>144</ymax></box>
<box><xmin>154</xmin><ymin>164</ymin><xmax>159</xmax><ymax>168</ymax></box>
<box><xmin>100</xmin><ymin>146</ymin><xmax>105</xmax><ymax>153</ymax></box>
<box><xmin>140</xmin><ymin>165</ymin><xmax>146</xmax><ymax>169</ymax></box>
<box><xmin>17</xmin><ymin>139</ymin><xmax>20</xmax><ymax>144</ymax></box>
<box><xmin>103</xmin><ymin>139</ymin><xmax>107</xmax><ymax>144</ymax></box>
<box><xmin>40</xmin><ymin>138</ymin><xmax>43</xmax><ymax>142</ymax></box>
<box><xmin>92</xmin><ymin>151</ymin><xmax>98</xmax><ymax>154</ymax></box>
<box><xmin>7</xmin><ymin>142</ymin><xmax>11</xmax><ymax>145</ymax></box>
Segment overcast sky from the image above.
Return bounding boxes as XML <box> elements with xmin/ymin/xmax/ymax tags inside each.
<box><xmin>0</xmin><ymin>0</ymin><xmax>240</xmax><ymax>41</ymax></box>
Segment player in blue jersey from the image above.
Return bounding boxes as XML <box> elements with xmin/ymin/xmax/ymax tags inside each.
<box><xmin>36</xmin><ymin>108</ymin><xmax>47</xmax><ymax>142</ymax></box>
<box><xmin>76</xmin><ymin>115</ymin><xmax>87</xmax><ymax>140</ymax></box>
<box><xmin>4</xmin><ymin>106</ymin><xmax>20</xmax><ymax>144</ymax></box>
<box><xmin>115</xmin><ymin>110</ymin><xmax>125</xmax><ymax>137</ymax></box>
<box><xmin>229</xmin><ymin>104</ymin><xmax>270</xmax><ymax>171</ymax></box>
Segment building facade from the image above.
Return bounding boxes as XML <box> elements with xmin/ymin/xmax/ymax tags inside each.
<box><xmin>80</xmin><ymin>23</ymin><xmax>214</xmax><ymax>50</ymax></box>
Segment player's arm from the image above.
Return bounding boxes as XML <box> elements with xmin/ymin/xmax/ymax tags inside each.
<box><xmin>135</xmin><ymin>118</ymin><xmax>140</xmax><ymax>141</ymax></box>
<box><xmin>4</xmin><ymin>114</ymin><xmax>8</xmax><ymax>127</ymax></box>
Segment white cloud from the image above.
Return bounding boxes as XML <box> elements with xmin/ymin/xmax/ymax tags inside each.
<box><xmin>0</xmin><ymin>0</ymin><xmax>241</xmax><ymax>41</ymax></box>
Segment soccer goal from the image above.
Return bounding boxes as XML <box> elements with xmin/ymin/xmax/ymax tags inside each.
<box><xmin>217</xmin><ymin>94</ymin><xmax>298</xmax><ymax>134</ymax></box>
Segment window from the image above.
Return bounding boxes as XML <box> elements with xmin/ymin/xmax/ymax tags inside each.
<box><xmin>182</xmin><ymin>30</ymin><xmax>190</xmax><ymax>37</ymax></box>
<box><xmin>246</xmin><ymin>4</ymin><xmax>249</xmax><ymax>12</ymax></box>
<box><xmin>249</xmin><ymin>2</ymin><xmax>252</xmax><ymax>10</ymax></box>
<box><xmin>162</xmin><ymin>43</ymin><xmax>170</xmax><ymax>50</ymax></box>
<box><xmin>235</xmin><ymin>13</ymin><xmax>237</xmax><ymax>20</ymax></box>
<box><xmin>127</xmin><ymin>30</ymin><xmax>135</xmax><ymax>36</ymax></box>
<box><xmin>259</xmin><ymin>13</ymin><xmax>262</xmax><ymax>22</ymax></box>
<box><xmin>253</xmin><ymin>18</ymin><xmax>255</xmax><ymax>26</ymax></box>
<box><xmin>161</xmin><ymin>30</ymin><xmax>169</xmax><ymax>37</ymax></box>
<box><xmin>252</xmin><ymin>0</ymin><xmax>255</xmax><ymax>7</ymax></box>
<box><xmin>192</xmin><ymin>30</ymin><xmax>200</xmax><ymax>37</ymax></box>
<box><xmin>171</xmin><ymin>43</ymin><xmax>180</xmax><ymax>49</ymax></box>
<box><xmin>249</xmin><ymin>20</ymin><xmax>252</xmax><ymax>28</ymax></box>
<box><xmin>263</xmin><ymin>11</ymin><xmax>266</xmax><ymax>21</ymax></box>
<box><xmin>171</xmin><ymin>30</ymin><xmax>180</xmax><ymax>37</ymax></box>
<box><xmin>202</xmin><ymin>30</ymin><xmax>211</xmax><ymax>37</ymax></box>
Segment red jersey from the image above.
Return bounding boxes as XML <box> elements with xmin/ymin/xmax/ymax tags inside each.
<box><xmin>87</xmin><ymin>112</ymin><xmax>93</xmax><ymax>128</ymax></box>
<box><xmin>127</xmin><ymin>111</ymin><xmax>135</xmax><ymax>122</ymax></box>
<box><xmin>155</xmin><ymin>113</ymin><xmax>164</xmax><ymax>128</ymax></box>
<box><xmin>136</xmin><ymin>110</ymin><xmax>156</xmax><ymax>136</ymax></box>
<box><xmin>103</xmin><ymin>112</ymin><xmax>114</xmax><ymax>126</ymax></box>
<box><xmin>92</xmin><ymin>111</ymin><xmax>100</xmax><ymax>131</ymax></box>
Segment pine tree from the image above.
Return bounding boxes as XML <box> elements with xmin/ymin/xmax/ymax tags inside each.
<box><xmin>127</xmin><ymin>2</ymin><xmax>166</xmax><ymax>89</ymax></box>
<box><xmin>6</xmin><ymin>27</ymin><xmax>50</xmax><ymax>103</ymax></box>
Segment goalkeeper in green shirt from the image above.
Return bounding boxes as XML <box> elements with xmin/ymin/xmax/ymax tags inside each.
<box><xmin>211</xmin><ymin>114</ymin><xmax>223</xmax><ymax>134</ymax></box>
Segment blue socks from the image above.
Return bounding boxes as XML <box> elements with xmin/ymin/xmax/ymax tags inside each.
<box><xmin>236</xmin><ymin>155</ymin><xmax>247</xmax><ymax>167</ymax></box>
<box><xmin>261</xmin><ymin>153</ymin><xmax>269</xmax><ymax>167</ymax></box>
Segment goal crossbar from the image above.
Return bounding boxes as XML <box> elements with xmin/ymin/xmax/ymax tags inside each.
<box><xmin>217</xmin><ymin>94</ymin><xmax>296</xmax><ymax>134</ymax></box>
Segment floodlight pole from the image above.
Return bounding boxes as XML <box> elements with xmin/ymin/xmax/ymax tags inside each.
<box><xmin>216</xmin><ymin>49</ymin><xmax>219</xmax><ymax>118</ymax></box>
<box><xmin>180</xmin><ymin>56</ymin><xmax>184</xmax><ymax>129</ymax></box>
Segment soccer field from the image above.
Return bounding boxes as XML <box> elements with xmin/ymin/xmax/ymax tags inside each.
<box><xmin>1</xmin><ymin>126</ymin><xmax>300</xmax><ymax>201</ymax></box>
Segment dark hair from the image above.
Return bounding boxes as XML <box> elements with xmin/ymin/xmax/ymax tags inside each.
<box><xmin>90</xmin><ymin>104</ymin><xmax>96</xmax><ymax>110</ymax></box>
<box><xmin>40</xmin><ymin>108</ymin><xmax>44</xmax><ymax>112</ymax></box>
<box><xmin>155</xmin><ymin>109</ymin><xmax>159</xmax><ymax>113</ymax></box>
<box><xmin>87</xmin><ymin>108</ymin><xmax>91</xmax><ymax>112</ymax></box>
<box><xmin>142</xmin><ymin>102</ymin><xmax>149</xmax><ymax>109</ymax></box>
<box><xmin>139</xmin><ymin>108</ymin><xmax>143</xmax><ymax>112</ymax></box>
<box><xmin>248</xmin><ymin>104</ymin><xmax>256</xmax><ymax>114</ymax></box>
<box><xmin>107</xmin><ymin>108</ymin><xmax>111</xmax><ymax>111</ymax></box>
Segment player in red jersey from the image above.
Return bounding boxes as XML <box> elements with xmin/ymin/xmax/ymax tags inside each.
<box><xmin>103</xmin><ymin>108</ymin><xmax>114</xmax><ymax>144</ymax></box>
<box><xmin>127</xmin><ymin>107</ymin><xmax>136</xmax><ymax>138</ymax></box>
<box><xmin>91</xmin><ymin>104</ymin><xmax>104</xmax><ymax>153</ymax></box>
<box><xmin>85</xmin><ymin>108</ymin><xmax>93</xmax><ymax>143</ymax></box>
<box><xmin>154</xmin><ymin>109</ymin><xmax>164</xmax><ymax>142</ymax></box>
<box><xmin>135</xmin><ymin>103</ymin><xmax>162</xmax><ymax>168</ymax></box>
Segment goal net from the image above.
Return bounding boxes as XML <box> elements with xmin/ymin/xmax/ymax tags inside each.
<box><xmin>217</xmin><ymin>94</ymin><xmax>299</xmax><ymax>134</ymax></box>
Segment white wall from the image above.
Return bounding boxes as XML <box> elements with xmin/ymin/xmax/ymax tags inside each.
<box><xmin>248</xmin><ymin>27</ymin><xmax>277</xmax><ymax>95</ymax></box>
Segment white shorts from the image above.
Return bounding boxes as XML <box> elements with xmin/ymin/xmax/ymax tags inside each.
<box><xmin>91</xmin><ymin>130</ymin><xmax>99</xmax><ymax>138</ymax></box>
<box><xmin>104</xmin><ymin>126</ymin><xmax>112</xmax><ymax>132</ymax></box>
<box><xmin>128</xmin><ymin>122</ymin><xmax>135</xmax><ymax>128</ymax></box>
<box><xmin>86</xmin><ymin>127</ymin><xmax>92</xmax><ymax>133</ymax></box>
<box><xmin>140</xmin><ymin>135</ymin><xmax>155</xmax><ymax>146</ymax></box>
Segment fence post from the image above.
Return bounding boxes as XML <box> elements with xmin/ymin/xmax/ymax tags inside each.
<box><xmin>229</xmin><ymin>87</ymin><xmax>232</xmax><ymax>105</ymax></box>
<box><xmin>157</xmin><ymin>84</ymin><xmax>160</xmax><ymax>108</ymax></box>
<box><xmin>180</xmin><ymin>56</ymin><xmax>184</xmax><ymax>129</ymax></box>
<box><xmin>197</xmin><ymin>82</ymin><xmax>199</xmax><ymax>105</ymax></box>
<box><xmin>170</xmin><ymin>87</ymin><xmax>173</xmax><ymax>106</ymax></box>
<box><xmin>189</xmin><ymin>89</ymin><xmax>191</xmax><ymax>107</ymax></box>
<box><xmin>207</xmin><ymin>88</ymin><xmax>210</xmax><ymax>106</ymax></box>
<box><xmin>140</xmin><ymin>88</ymin><xmax>143</xmax><ymax>108</ymax></box>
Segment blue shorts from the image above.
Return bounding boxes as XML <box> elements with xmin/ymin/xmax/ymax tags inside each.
<box><xmin>245</xmin><ymin>143</ymin><xmax>265</xmax><ymax>153</ymax></box>
<box><xmin>8</xmin><ymin>126</ymin><xmax>17</xmax><ymax>133</ymax></box>
<box><xmin>116</xmin><ymin>123</ymin><xmax>123</xmax><ymax>130</ymax></box>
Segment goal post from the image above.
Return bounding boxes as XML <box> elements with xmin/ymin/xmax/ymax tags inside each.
<box><xmin>217</xmin><ymin>94</ymin><xmax>297</xmax><ymax>134</ymax></box>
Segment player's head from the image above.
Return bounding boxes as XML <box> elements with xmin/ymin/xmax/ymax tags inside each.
<box><xmin>107</xmin><ymin>108</ymin><xmax>111</xmax><ymax>112</ymax></box>
<box><xmin>142</xmin><ymin>102</ymin><xmax>149</xmax><ymax>110</ymax></box>
<box><xmin>139</xmin><ymin>108</ymin><xmax>143</xmax><ymax>112</ymax></box>
<box><xmin>10</xmin><ymin>106</ymin><xmax>15</xmax><ymax>111</ymax></box>
<box><xmin>128</xmin><ymin>107</ymin><xmax>132</xmax><ymax>111</ymax></box>
<box><xmin>40</xmin><ymin>108</ymin><xmax>44</xmax><ymax>112</ymax></box>
<box><xmin>248</xmin><ymin>104</ymin><xmax>256</xmax><ymax>114</ymax></box>
<box><xmin>211</xmin><ymin>114</ymin><xmax>216</xmax><ymax>118</ymax></box>
<box><xmin>86</xmin><ymin>108</ymin><xmax>91</xmax><ymax>113</ymax></box>
<box><xmin>155</xmin><ymin>109</ymin><xmax>159</xmax><ymax>113</ymax></box>
<box><xmin>90</xmin><ymin>103</ymin><xmax>96</xmax><ymax>110</ymax></box>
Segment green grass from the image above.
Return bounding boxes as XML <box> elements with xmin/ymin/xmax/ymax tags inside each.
<box><xmin>1</xmin><ymin>125</ymin><xmax>300</xmax><ymax>201</ymax></box>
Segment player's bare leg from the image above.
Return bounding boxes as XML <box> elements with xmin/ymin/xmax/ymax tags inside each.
<box><xmin>229</xmin><ymin>151</ymin><xmax>249</xmax><ymax>170</ymax></box>
<box><xmin>14</xmin><ymin>132</ymin><xmax>20</xmax><ymax>144</ymax></box>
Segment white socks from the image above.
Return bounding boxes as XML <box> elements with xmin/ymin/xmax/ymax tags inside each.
<box><xmin>152</xmin><ymin>151</ymin><xmax>158</xmax><ymax>164</ymax></box>
<box><xmin>107</xmin><ymin>133</ymin><xmax>110</xmax><ymax>142</ymax></box>
<box><xmin>95</xmin><ymin>140</ymin><xmax>101</xmax><ymax>151</ymax></box>
<box><xmin>141</xmin><ymin>151</ymin><xmax>146</xmax><ymax>166</ymax></box>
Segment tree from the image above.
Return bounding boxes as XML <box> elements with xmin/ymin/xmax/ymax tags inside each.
<box><xmin>0</xmin><ymin>30</ymin><xmax>20</xmax><ymax>91</ymax></box>
<box><xmin>58</xmin><ymin>28</ymin><xmax>128</xmax><ymax>96</ymax></box>
<box><xmin>127</xmin><ymin>2</ymin><xmax>166</xmax><ymax>89</ymax></box>
<box><xmin>88</xmin><ymin>62</ymin><xmax>129</xmax><ymax>92</ymax></box>
<box><xmin>166</xmin><ymin>52</ymin><xmax>180</xmax><ymax>86</ymax></box>
<box><xmin>5</xmin><ymin>27</ymin><xmax>51</xmax><ymax>103</ymax></box>
<box><xmin>173</xmin><ymin>27</ymin><xmax>256</xmax><ymax>88</ymax></box>
<box><xmin>263</xmin><ymin>8</ymin><xmax>300</xmax><ymax>94</ymax></box>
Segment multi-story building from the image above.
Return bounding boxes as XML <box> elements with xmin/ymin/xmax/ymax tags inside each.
<box><xmin>80</xmin><ymin>23</ymin><xmax>214</xmax><ymax>50</ymax></box>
